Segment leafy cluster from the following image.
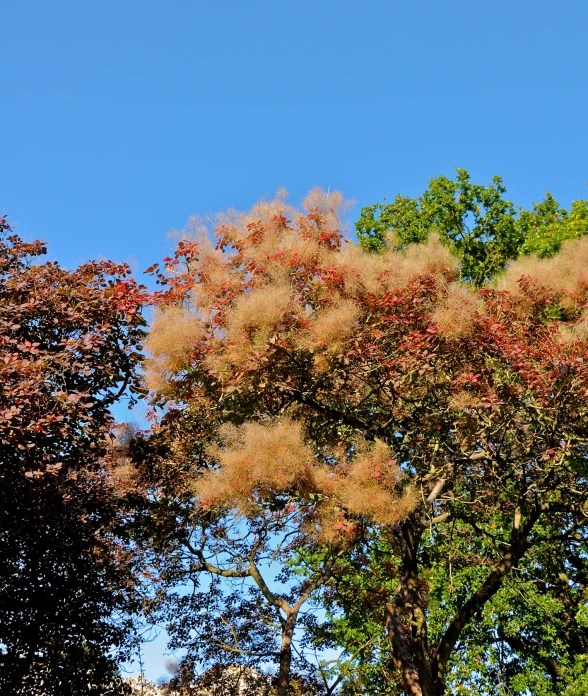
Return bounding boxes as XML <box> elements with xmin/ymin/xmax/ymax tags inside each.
<box><xmin>138</xmin><ymin>181</ymin><xmax>588</xmax><ymax>696</ymax></box>
<box><xmin>0</xmin><ymin>220</ymin><xmax>146</xmax><ymax>694</ymax></box>
<box><xmin>355</xmin><ymin>168</ymin><xmax>588</xmax><ymax>284</ymax></box>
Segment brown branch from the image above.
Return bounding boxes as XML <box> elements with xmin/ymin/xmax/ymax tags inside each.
<box><xmin>248</xmin><ymin>557</ymin><xmax>292</xmax><ymax>614</ymax></box>
<box><xmin>426</xmin><ymin>478</ymin><xmax>447</xmax><ymax>505</ymax></box>
<box><xmin>432</xmin><ymin>505</ymin><xmax>543</xmax><ymax>689</ymax></box>
<box><xmin>287</xmin><ymin>387</ymin><xmax>376</xmax><ymax>434</ymax></box>
<box><xmin>182</xmin><ymin>536</ymin><xmax>252</xmax><ymax>579</ymax></box>
<box><xmin>292</xmin><ymin>567</ymin><xmax>331</xmax><ymax>613</ymax></box>
<box><xmin>385</xmin><ymin>596</ymin><xmax>424</xmax><ymax>696</ymax></box>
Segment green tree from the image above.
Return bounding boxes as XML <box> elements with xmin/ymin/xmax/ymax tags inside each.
<box><xmin>355</xmin><ymin>168</ymin><xmax>588</xmax><ymax>285</ymax></box>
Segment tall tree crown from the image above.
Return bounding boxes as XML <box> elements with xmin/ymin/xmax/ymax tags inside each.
<box><xmin>0</xmin><ymin>219</ymin><xmax>146</xmax><ymax>694</ymax></box>
<box><xmin>355</xmin><ymin>169</ymin><xmax>588</xmax><ymax>286</ymax></box>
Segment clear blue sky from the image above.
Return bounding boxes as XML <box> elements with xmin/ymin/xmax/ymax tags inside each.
<box><xmin>2</xmin><ymin>0</ymin><xmax>588</xmax><ymax>683</ymax></box>
<box><xmin>2</xmin><ymin>0</ymin><xmax>588</xmax><ymax>275</ymax></box>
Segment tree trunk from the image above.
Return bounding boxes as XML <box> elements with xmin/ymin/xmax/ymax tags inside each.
<box><xmin>276</xmin><ymin>611</ymin><xmax>297</xmax><ymax>696</ymax></box>
<box><xmin>385</xmin><ymin>520</ymin><xmax>435</xmax><ymax>696</ymax></box>
<box><xmin>402</xmin><ymin>523</ymin><xmax>434</xmax><ymax>695</ymax></box>
<box><xmin>385</xmin><ymin>601</ymin><xmax>426</xmax><ymax>696</ymax></box>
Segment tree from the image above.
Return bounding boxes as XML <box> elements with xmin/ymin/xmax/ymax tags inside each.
<box><xmin>331</xmin><ymin>172</ymin><xmax>588</xmax><ymax>694</ymax></box>
<box><xmin>134</xmin><ymin>379</ymin><xmax>409</xmax><ymax>695</ymax></box>
<box><xmin>355</xmin><ymin>168</ymin><xmax>588</xmax><ymax>285</ymax></box>
<box><xmin>141</xmin><ymin>189</ymin><xmax>588</xmax><ymax>695</ymax></box>
<box><xmin>146</xmin><ymin>496</ymin><xmax>337</xmax><ymax>696</ymax></box>
<box><xmin>0</xmin><ymin>217</ymin><xmax>146</xmax><ymax>693</ymax></box>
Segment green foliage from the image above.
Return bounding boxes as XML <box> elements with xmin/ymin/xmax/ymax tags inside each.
<box><xmin>140</xmin><ymin>189</ymin><xmax>588</xmax><ymax>696</ymax></box>
<box><xmin>305</xmin><ymin>533</ymin><xmax>401</xmax><ymax>695</ymax></box>
<box><xmin>304</xmin><ymin>514</ymin><xmax>588</xmax><ymax>695</ymax></box>
<box><xmin>519</xmin><ymin>196</ymin><xmax>588</xmax><ymax>257</ymax></box>
<box><xmin>426</xmin><ymin>517</ymin><xmax>588</xmax><ymax>695</ymax></box>
<box><xmin>355</xmin><ymin>168</ymin><xmax>588</xmax><ymax>285</ymax></box>
<box><xmin>562</xmin><ymin>656</ymin><xmax>588</xmax><ymax>696</ymax></box>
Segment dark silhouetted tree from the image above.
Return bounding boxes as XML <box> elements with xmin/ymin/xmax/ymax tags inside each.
<box><xmin>0</xmin><ymin>217</ymin><xmax>146</xmax><ymax>694</ymax></box>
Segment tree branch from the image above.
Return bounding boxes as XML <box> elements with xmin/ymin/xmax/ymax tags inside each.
<box><xmin>432</xmin><ymin>505</ymin><xmax>542</xmax><ymax>688</ymax></box>
<box><xmin>248</xmin><ymin>557</ymin><xmax>292</xmax><ymax>614</ymax></box>
<box><xmin>182</xmin><ymin>537</ymin><xmax>251</xmax><ymax>578</ymax></box>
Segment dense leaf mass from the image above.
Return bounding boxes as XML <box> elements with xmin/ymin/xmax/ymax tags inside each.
<box><xmin>0</xmin><ymin>219</ymin><xmax>146</xmax><ymax>694</ymax></box>
<box><xmin>139</xmin><ymin>186</ymin><xmax>588</xmax><ymax>696</ymax></box>
<box><xmin>356</xmin><ymin>169</ymin><xmax>588</xmax><ymax>285</ymax></box>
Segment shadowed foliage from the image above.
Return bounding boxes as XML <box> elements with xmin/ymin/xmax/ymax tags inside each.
<box><xmin>0</xmin><ymin>217</ymin><xmax>146</xmax><ymax>694</ymax></box>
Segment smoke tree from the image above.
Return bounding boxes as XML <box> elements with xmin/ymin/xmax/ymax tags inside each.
<box><xmin>0</xmin><ymin>218</ymin><xmax>146</xmax><ymax>694</ymax></box>
<box><xmin>142</xmin><ymin>189</ymin><xmax>588</xmax><ymax>695</ymax></box>
<box><xmin>343</xmin><ymin>172</ymin><xmax>588</xmax><ymax>694</ymax></box>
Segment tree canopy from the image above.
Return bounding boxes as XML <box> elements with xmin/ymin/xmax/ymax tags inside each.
<box><xmin>0</xmin><ymin>218</ymin><xmax>146</xmax><ymax>694</ymax></box>
<box><xmin>355</xmin><ymin>168</ymin><xmax>588</xmax><ymax>285</ymax></box>
<box><xmin>5</xmin><ymin>169</ymin><xmax>588</xmax><ymax>695</ymax></box>
<box><xmin>137</xmin><ymin>181</ymin><xmax>588</xmax><ymax>695</ymax></box>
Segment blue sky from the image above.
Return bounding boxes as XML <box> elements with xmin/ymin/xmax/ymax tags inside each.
<box><xmin>2</xmin><ymin>0</ymin><xmax>588</xmax><ymax>684</ymax></box>
<box><xmin>3</xmin><ymin>0</ymin><xmax>588</xmax><ymax>276</ymax></box>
